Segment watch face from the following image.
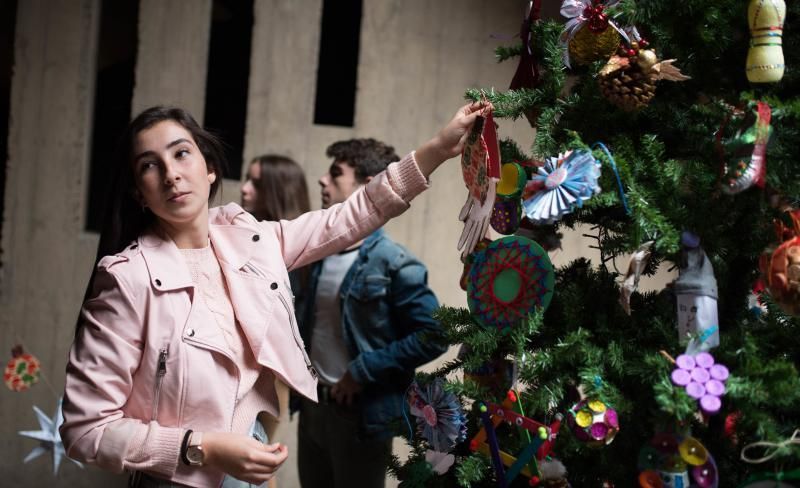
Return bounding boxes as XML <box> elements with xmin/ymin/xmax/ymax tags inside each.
<box><xmin>187</xmin><ymin>446</ymin><xmax>203</xmax><ymax>465</ymax></box>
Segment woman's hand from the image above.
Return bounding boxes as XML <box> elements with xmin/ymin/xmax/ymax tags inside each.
<box><xmin>415</xmin><ymin>101</ymin><xmax>490</xmax><ymax>178</ymax></box>
<box><xmin>202</xmin><ymin>431</ymin><xmax>289</xmax><ymax>484</ymax></box>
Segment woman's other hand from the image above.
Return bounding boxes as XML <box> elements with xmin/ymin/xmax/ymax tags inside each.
<box><xmin>415</xmin><ymin>101</ymin><xmax>490</xmax><ymax>178</ymax></box>
<box><xmin>203</xmin><ymin>432</ymin><xmax>289</xmax><ymax>484</ymax></box>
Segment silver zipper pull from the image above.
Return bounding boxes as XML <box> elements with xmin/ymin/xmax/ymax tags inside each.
<box><xmin>157</xmin><ymin>349</ymin><xmax>168</xmax><ymax>376</ymax></box>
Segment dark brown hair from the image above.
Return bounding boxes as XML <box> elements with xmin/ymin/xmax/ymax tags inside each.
<box><xmin>325</xmin><ymin>138</ymin><xmax>398</xmax><ymax>183</ymax></box>
<box><xmin>247</xmin><ymin>155</ymin><xmax>310</xmax><ymax>221</ymax></box>
<box><xmin>96</xmin><ymin>106</ymin><xmax>227</xmax><ymax>260</ymax></box>
<box><xmin>78</xmin><ymin>107</ymin><xmax>227</xmax><ymax>334</ymax></box>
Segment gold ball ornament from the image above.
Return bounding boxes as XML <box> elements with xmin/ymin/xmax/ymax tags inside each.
<box><xmin>569</xmin><ymin>24</ymin><xmax>621</xmax><ymax>66</ymax></box>
<box><xmin>637</xmin><ymin>49</ymin><xmax>659</xmax><ymax>71</ymax></box>
<box><xmin>746</xmin><ymin>0</ymin><xmax>786</xmax><ymax>83</ymax></box>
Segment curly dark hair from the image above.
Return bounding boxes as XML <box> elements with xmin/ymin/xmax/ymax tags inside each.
<box><xmin>325</xmin><ymin>138</ymin><xmax>399</xmax><ymax>183</ymax></box>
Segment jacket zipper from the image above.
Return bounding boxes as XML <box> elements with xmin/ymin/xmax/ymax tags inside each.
<box><xmin>277</xmin><ymin>292</ymin><xmax>318</xmax><ymax>380</ymax></box>
<box><xmin>151</xmin><ymin>347</ymin><xmax>168</xmax><ymax>421</ymax></box>
<box><xmin>243</xmin><ymin>262</ymin><xmax>317</xmax><ymax>379</ymax></box>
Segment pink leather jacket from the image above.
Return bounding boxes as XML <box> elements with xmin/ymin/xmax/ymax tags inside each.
<box><xmin>61</xmin><ymin>154</ymin><xmax>428</xmax><ymax>487</ymax></box>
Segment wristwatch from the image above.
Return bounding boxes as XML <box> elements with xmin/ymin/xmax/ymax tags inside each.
<box><xmin>185</xmin><ymin>431</ymin><xmax>204</xmax><ymax>466</ymax></box>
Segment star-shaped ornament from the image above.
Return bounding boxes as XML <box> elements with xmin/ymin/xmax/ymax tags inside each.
<box><xmin>18</xmin><ymin>397</ymin><xmax>83</xmax><ymax>475</ymax></box>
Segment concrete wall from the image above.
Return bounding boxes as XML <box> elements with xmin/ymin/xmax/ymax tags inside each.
<box><xmin>0</xmin><ymin>1</ymin><xmax>672</xmax><ymax>486</ymax></box>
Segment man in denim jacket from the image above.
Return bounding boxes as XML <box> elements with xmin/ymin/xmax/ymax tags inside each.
<box><xmin>293</xmin><ymin>138</ymin><xmax>447</xmax><ymax>488</ymax></box>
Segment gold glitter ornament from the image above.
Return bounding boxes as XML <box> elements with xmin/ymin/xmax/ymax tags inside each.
<box><xmin>568</xmin><ymin>24</ymin><xmax>621</xmax><ymax>66</ymax></box>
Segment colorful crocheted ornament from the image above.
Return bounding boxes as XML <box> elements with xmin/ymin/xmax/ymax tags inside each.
<box><xmin>467</xmin><ymin>236</ymin><xmax>555</xmax><ymax>330</ymax></box>
<box><xmin>407</xmin><ymin>378</ymin><xmax>467</xmax><ymax>452</ymax></box>
<box><xmin>523</xmin><ymin>150</ymin><xmax>601</xmax><ymax>224</ymax></box>
<box><xmin>4</xmin><ymin>346</ymin><xmax>41</xmax><ymax>392</ymax></box>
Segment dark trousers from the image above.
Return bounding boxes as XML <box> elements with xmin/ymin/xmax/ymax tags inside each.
<box><xmin>297</xmin><ymin>394</ymin><xmax>392</xmax><ymax>488</ymax></box>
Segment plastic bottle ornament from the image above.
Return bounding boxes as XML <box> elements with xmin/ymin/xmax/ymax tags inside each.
<box><xmin>460</xmin><ymin>348</ymin><xmax>516</xmax><ymax>399</ymax></box>
<box><xmin>760</xmin><ymin>210</ymin><xmax>800</xmax><ymax>316</ymax></box>
<box><xmin>746</xmin><ymin>0</ymin><xmax>785</xmax><ymax>83</ymax></box>
<box><xmin>491</xmin><ymin>163</ymin><xmax>527</xmax><ymax>235</ymax></box>
<box><xmin>638</xmin><ymin>433</ymin><xmax>719</xmax><ymax>488</ymax></box>
<box><xmin>567</xmin><ymin>399</ymin><xmax>619</xmax><ymax>447</ymax></box>
<box><xmin>673</xmin><ymin>232</ymin><xmax>719</xmax><ymax>354</ymax></box>
<box><xmin>720</xmin><ymin>102</ymin><xmax>771</xmax><ymax>195</ymax></box>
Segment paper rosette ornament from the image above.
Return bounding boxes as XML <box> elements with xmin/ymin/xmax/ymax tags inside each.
<box><xmin>721</xmin><ymin>101</ymin><xmax>771</xmax><ymax>195</ymax></box>
<box><xmin>670</xmin><ymin>352</ymin><xmax>729</xmax><ymax>415</ymax></box>
<box><xmin>638</xmin><ymin>433</ymin><xmax>719</xmax><ymax>488</ymax></box>
<box><xmin>560</xmin><ymin>0</ymin><xmax>628</xmax><ymax>67</ymax></box>
<box><xmin>5</xmin><ymin>345</ymin><xmax>41</xmax><ymax>392</ymax></box>
<box><xmin>522</xmin><ymin>150</ymin><xmax>601</xmax><ymax>224</ymax></box>
<box><xmin>567</xmin><ymin>399</ymin><xmax>619</xmax><ymax>447</ymax></box>
<box><xmin>467</xmin><ymin>236</ymin><xmax>555</xmax><ymax>330</ymax></box>
<box><xmin>746</xmin><ymin>0</ymin><xmax>786</xmax><ymax>83</ymax></box>
<box><xmin>407</xmin><ymin>378</ymin><xmax>467</xmax><ymax>452</ymax></box>
<box><xmin>760</xmin><ymin>210</ymin><xmax>800</xmax><ymax>316</ymax></box>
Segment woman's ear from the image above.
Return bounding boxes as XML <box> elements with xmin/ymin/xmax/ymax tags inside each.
<box><xmin>208</xmin><ymin>171</ymin><xmax>217</xmax><ymax>184</ymax></box>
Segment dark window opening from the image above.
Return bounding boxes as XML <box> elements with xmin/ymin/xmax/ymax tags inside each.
<box><xmin>0</xmin><ymin>0</ymin><xmax>18</xmax><ymax>262</ymax></box>
<box><xmin>85</xmin><ymin>0</ymin><xmax>139</xmax><ymax>232</ymax></box>
<box><xmin>313</xmin><ymin>0</ymin><xmax>362</xmax><ymax>127</ymax></box>
<box><xmin>203</xmin><ymin>0</ymin><xmax>254</xmax><ymax>181</ymax></box>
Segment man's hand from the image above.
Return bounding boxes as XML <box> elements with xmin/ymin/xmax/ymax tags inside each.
<box><xmin>330</xmin><ymin>371</ymin><xmax>363</xmax><ymax>406</ymax></box>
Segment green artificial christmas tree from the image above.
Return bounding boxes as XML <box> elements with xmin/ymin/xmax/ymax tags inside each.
<box><xmin>392</xmin><ymin>0</ymin><xmax>800</xmax><ymax>486</ymax></box>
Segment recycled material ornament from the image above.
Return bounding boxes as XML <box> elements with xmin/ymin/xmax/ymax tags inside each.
<box><xmin>407</xmin><ymin>377</ymin><xmax>468</xmax><ymax>452</ymax></box>
<box><xmin>670</xmin><ymin>352</ymin><xmax>729</xmax><ymax>415</ymax></box>
<box><xmin>18</xmin><ymin>397</ymin><xmax>83</xmax><ymax>475</ymax></box>
<box><xmin>560</xmin><ymin>0</ymin><xmax>628</xmax><ymax>67</ymax></box>
<box><xmin>567</xmin><ymin>399</ymin><xmax>619</xmax><ymax>447</ymax></box>
<box><xmin>467</xmin><ymin>236</ymin><xmax>555</xmax><ymax>330</ymax></box>
<box><xmin>638</xmin><ymin>432</ymin><xmax>719</xmax><ymax>488</ymax></box>
<box><xmin>458</xmin><ymin>109</ymin><xmax>501</xmax><ymax>259</ymax></box>
<box><xmin>720</xmin><ymin>101</ymin><xmax>772</xmax><ymax>195</ymax></box>
<box><xmin>673</xmin><ymin>232</ymin><xmax>720</xmax><ymax>354</ymax></box>
<box><xmin>460</xmin><ymin>346</ymin><xmax>516</xmax><ymax>400</ymax></box>
<box><xmin>759</xmin><ymin>210</ymin><xmax>800</xmax><ymax>316</ymax></box>
<box><xmin>510</xmin><ymin>1</ymin><xmax>544</xmax><ymax>126</ymax></box>
<box><xmin>470</xmin><ymin>390</ymin><xmax>563</xmax><ymax>487</ymax></box>
<box><xmin>491</xmin><ymin>162</ymin><xmax>527</xmax><ymax>235</ymax></box>
<box><xmin>599</xmin><ymin>37</ymin><xmax>690</xmax><ymax>111</ymax></box>
<box><xmin>746</xmin><ymin>0</ymin><xmax>786</xmax><ymax>83</ymax></box>
<box><xmin>522</xmin><ymin>150</ymin><xmax>601</xmax><ymax>224</ymax></box>
<box><xmin>5</xmin><ymin>345</ymin><xmax>41</xmax><ymax>392</ymax></box>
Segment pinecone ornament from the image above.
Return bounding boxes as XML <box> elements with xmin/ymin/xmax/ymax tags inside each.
<box><xmin>599</xmin><ymin>43</ymin><xmax>690</xmax><ymax>111</ymax></box>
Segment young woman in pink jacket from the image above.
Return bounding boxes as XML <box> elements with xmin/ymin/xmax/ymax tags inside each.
<box><xmin>61</xmin><ymin>102</ymin><xmax>485</xmax><ymax>487</ymax></box>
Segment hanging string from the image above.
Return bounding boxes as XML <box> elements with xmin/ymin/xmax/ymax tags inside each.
<box><xmin>592</xmin><ymin>142</ymin><xmax>631</xmax><ymax>215</ymax></box>
<box><xmin>741</xmin><ymin>429</ymin><xmax>800</xmax><ymax>464</ymax></box>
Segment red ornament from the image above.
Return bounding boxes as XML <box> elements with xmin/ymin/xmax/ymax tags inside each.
<box><xmin>507</xmin><ymin>390</ymin><xmax>518</xmax><ymax>403</ymax></box>
<box><xmin>760</xmin><ymin>210</ymin><xmax>800</xmax><ymax>315</ymax></box>
<box><xmin>529</xmin><ymin>475</ymin><xmax>541</xmax><ymax>486</ymax></box>
<box><xmin>469</xmin><ymin>439</ymin><xmax>479</xmax><ymax>452</ymax></box>
<box><xmin>724</xmin><ymin>411</ymin><xmax>742</xmax><ymax>444</ymax></box>
<box><xmin>626</xmin><ymin>48</ymin><xmax>637</xmax><ymax>57</ymax></box>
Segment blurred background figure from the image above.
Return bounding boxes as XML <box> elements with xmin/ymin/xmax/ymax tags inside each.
<box><xmin>241</xmin><ymin>154</ymin><xmax>311</xmax><ymax>488</ymax></box>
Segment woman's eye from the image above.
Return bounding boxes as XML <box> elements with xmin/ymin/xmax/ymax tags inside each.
<box><xmin>175</xmin><ymin>149</ymin><xmax>190</xmax><ymax>158</ymax></box>
<box><xmin>139</xmin><ymin>161</ymin><xmax>157</xmax><ymax>173</ymax></box>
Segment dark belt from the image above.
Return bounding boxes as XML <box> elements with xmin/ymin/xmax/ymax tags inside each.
<box><xmin>317</xmin><ymin>382</ymin><xmax>334</xmax><ymax>404</ymax></box>
<box><xmin>129</xmin><ymin>471</ymin><xmax>191</xmax><ymax>488</ymax></box>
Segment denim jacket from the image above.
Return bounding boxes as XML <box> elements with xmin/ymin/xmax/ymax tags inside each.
<box><xmin>294</xmin><ymin>229</ymin><xmax>446</xmax><ymax>439</ymax></box>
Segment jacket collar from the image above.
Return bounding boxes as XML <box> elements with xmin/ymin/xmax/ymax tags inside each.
<box><xmin>360</xmin><ymin>228</ymin><xmax>385</xmax><ymax>255</ymax></box>
<box><xmin>137</xmin><ymin>204</ymin><xmax>260</xmax><ymax>291</ymax></box>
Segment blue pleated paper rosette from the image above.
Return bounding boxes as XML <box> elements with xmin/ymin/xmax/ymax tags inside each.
<box><xmin>407</xmin><ymin>378</ymin><xmax>468</xmax><ymax>452</ymax></box>
<box><xmin>523</xmin><ymin>150</ymin><xmax>601</xmax><ymax>224</ymax></box>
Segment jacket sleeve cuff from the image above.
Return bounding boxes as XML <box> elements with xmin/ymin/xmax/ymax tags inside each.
<box><xmin>348</xmin><ymin>355</ymin><xmax>375</xmax><ymax>384</ymax></box>
<box><xmin>385</xmin><ymin>152</ymin><xmax>430</xmax><ymax>204</ymax></box>
<box><xmin>99</xmin><ymin>421</ymin><xmax>184</xmax><ymax>478</ymax></box>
